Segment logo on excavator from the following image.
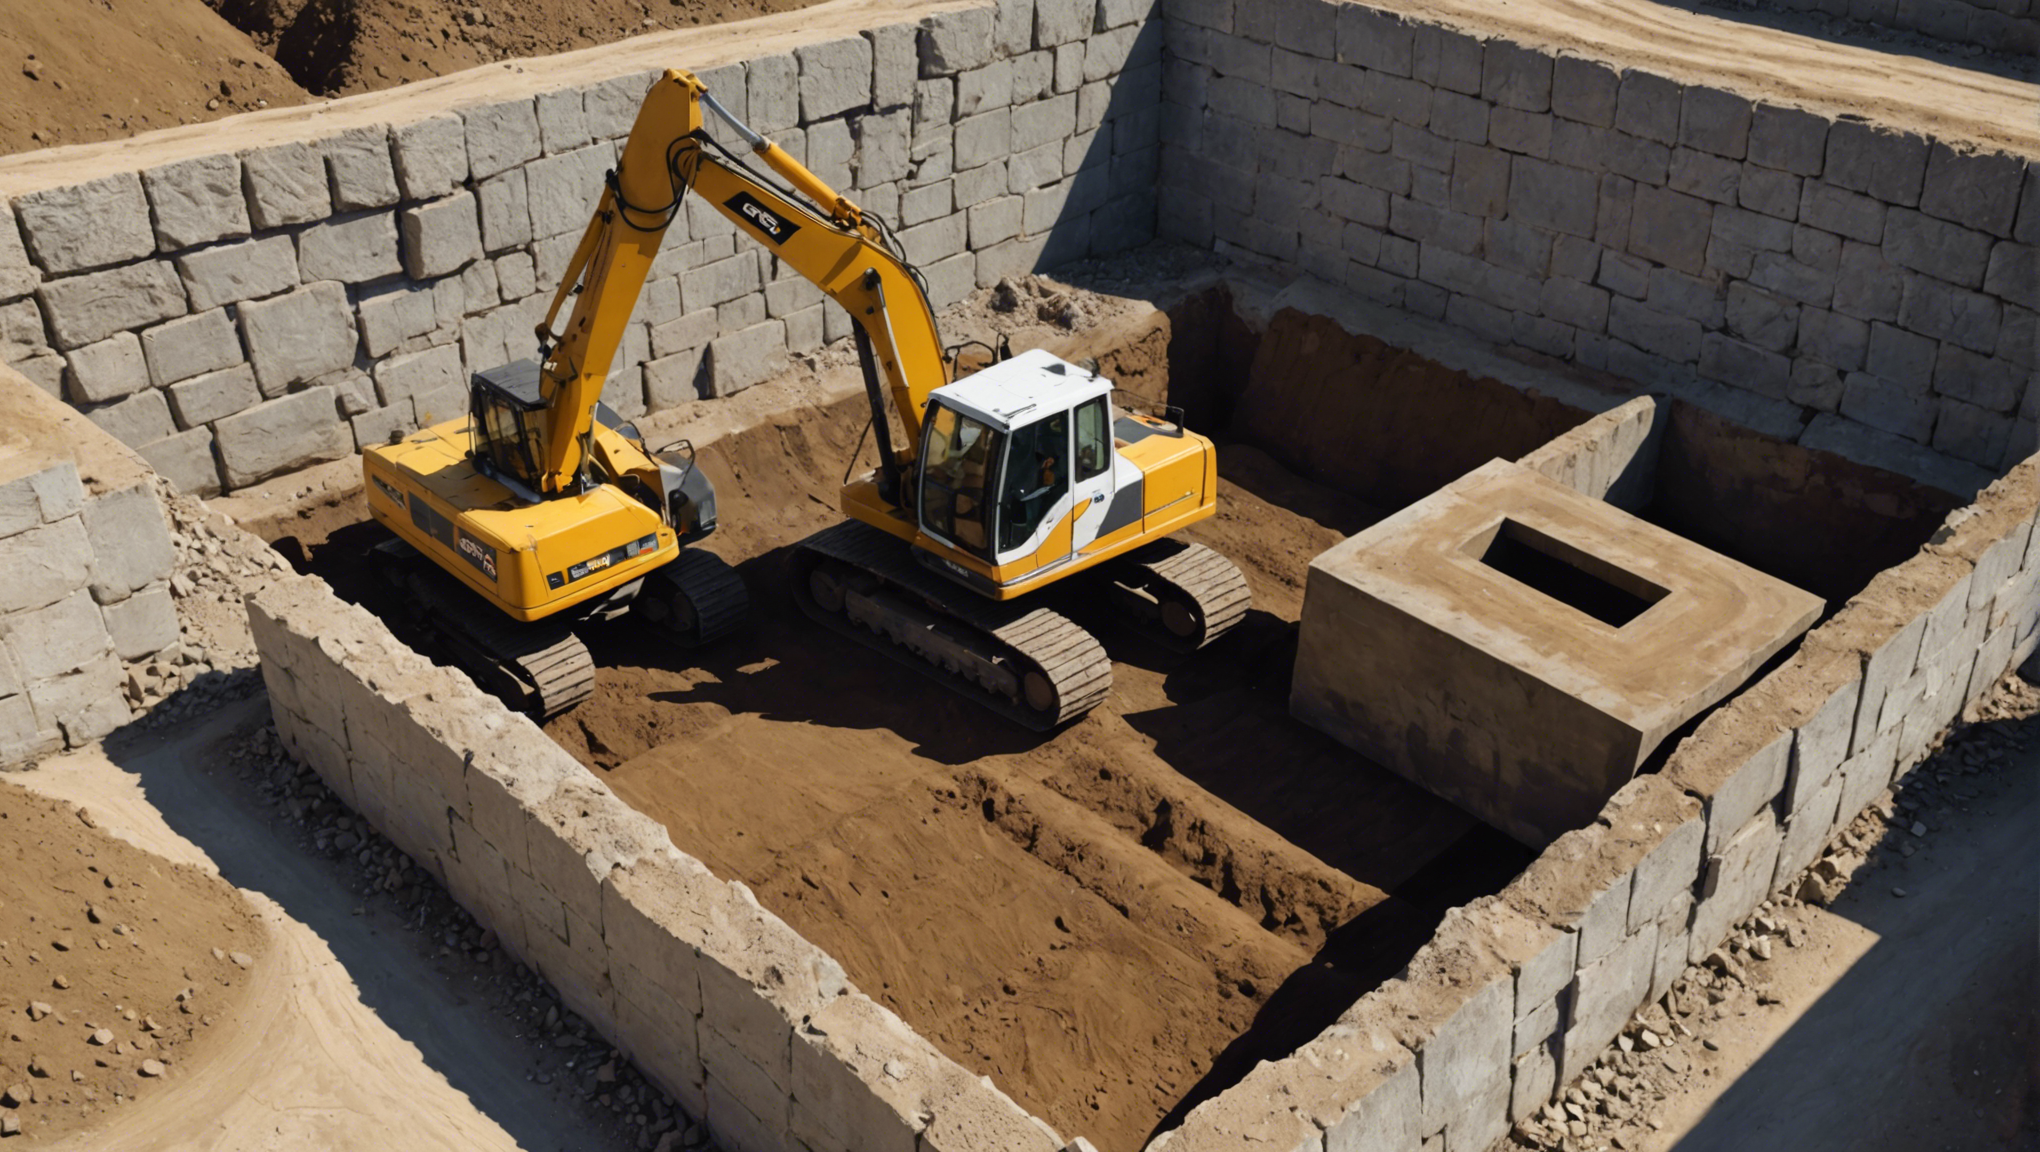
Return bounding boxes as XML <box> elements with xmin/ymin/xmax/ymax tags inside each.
<box><xmin>725</xmin><ymin>191</ymin><xmax>801</xmax><ymax>245</ymax></box>
<box><xmin>456</xmin><ymin>529</ymin><xmax>499</xmax><ymax>582</ymax></box>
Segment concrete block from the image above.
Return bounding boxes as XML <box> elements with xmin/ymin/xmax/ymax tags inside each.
<box><xmin>706</xmin><ymin>321</ymin><xmax>786</xmax><ymax>398</ymax></box>
<box><xmin>1677</xmin><ymin>86</ymin><xmax>1751</xmax><ymax>160</ymax></box>
<box><xmin>166</xmin><ymin>363</ymin><xmax>261</xmax><ymax>429</ymax></box>
<box><xmin>239</xmin><ymin>282</ymin><xmax>357</xmax><ymax>397</ymax></box>
<box><xmin>82</xmin><ymin>482</ymin><xmax>175</xmax><ymax>596</ymax></box>
<box><xmin>1490</xmin><ymin>107</ymin><xmax>1552</xmax><ymax>158</ymax></box>
<box><xmin>141</xmin><ymin>307</ymin><xmax>241</xmax><ymax>388</ymax></box>
<box><xmin>1986</xmin><ymin>241</ymin><xmax>2038</xmax><ymax>311</ymax></box>
<box><xmin>240</xmin><ymin>141</ymin><xmax>331</xmax><ymax>230</ymax></box>
<box><xmin>28</xmin><ymin>653</ymin><xmax>127</xmax><ymax>747</ymax></box>
<box><xmin>1032</xmin><ymin>0</ymin><xmax>1089</xmax><ymax>47</ymax></box>
<box><xmin>464</xmin><ymin>98</ymin><xmax>543</xmax><ymax>181</ymax></box>
<box><xmin>1509</xmin><ymin>1043</ymin><xmax>1558</xmax><ymax>1123</ymax></box>
<box><xmin>865</xmin><ymin>23</ymin><xmax>919</xmax><ymax>111</ymax></box>
<box><xmin>1509</xmin><ymin>157</ymin><xmax>1598</xmax><ymax>239</ymax></box>
<box><xmin>1749</xmin><ymin>250</ymin><xmax>1835</xmax><ymax>307</ymax></box>
<box><xmin>390</xmin><ymin>114</ymin><xmax>469</xmax><ymax>201</ymax></box>
<box><xmin>139</xmin><ymin>427</ymin><xmax>221</xmax><ymax>496</ymax></box>
<box><xmin>1614</xmin><ymin>70</ymin><xmax>1681</xmax><ymax>146</ymax></box>
<box><xmin>213</xmin><ymin>385</ymin><xmax>350</xmax><ymax>489</ymax></box>
<box><xmin>85</xmin><ymin>389</ymin><xmax>176</xmax><ymax>448</ymax></box>
<box><xmin>1934</xmin><ymin>399</ymin><xmax>2013</xmax><ymax>467</ymax></box>
<box><xmin>14</xmin><ymin>174</ymin><xmax>157</xmax><ymax>275</ymax></box>
<box><xmin>1670</xmin><ymin>146</ymin><xmax>1741</xmax><ymax>206</ymax></box>
<box><xmin>101</xmin><ymin>585</ymin><xmax>178</xmax><ymax>660</ymax></box>
<box><xmin>1825</xmin><ymin>121</ymin><xmax>1929</xmax><ymax>207</ymax></box>
<box><xmin>1416</xmin><ymin>977</ymin><xmax>1511</xmax><ymax>1134</ymax></box>
<box><xmin>1743</xmin><ymin>103</ymin><xmax>1828</xmax><ymax>178</ymax></box>
<box><xmin>744</xmin><ymin>54</ymin><xmax>799</xmax><ymax>134</ymax></box>
<box><xmin>323</xmin><ymin>126</ymin><xmax>401</xmax><ymax>212</ymax></box>
<box><xmin>143</xmin><ymin>154</ymin><xmax>250</xmax><ymax>251</ymax></box>
<box><xmin>401</xmin><ymin>193</ymin><xmax>483</xmax><ymax>280</ymax></box>
<box><xmin>476</xmin><ymin>171</ymin><xmax>531</xmax><ymax>254</ymax></box>
<box><xmin>1627</xmin><ymin>185</ymin><xmax>1712</xmax><ymax>275</ymax></box>
<box><xmin>535</xmin><ymin>88</ymin><xmax>590</xmax><ymax>155</ymax></box>
<box><xmin>798</xmin><ymin>36</ymin><xmax>873</xmax><ymax>122</ymax></box>
<box><xmin>1482</xmin><ymin>42</ymin><xmax>1551</xmax><ymax>112</ymax></box>
<box><xmin>1722</xmin><ymin>281</ymin><xmax>1799</xmax><ymax>351</ymax></box>
<box><xmin>1688</xmin><ymin>808</ymin><xmax>1781</xmax><ymax>962</ymax></box>
<box><xmin>35</xmin><ymin>259</ymin><xmax>188</xmax><ymax>351</ymax></box>
<box><xmin>0</xmin><ymin>199</ymin><xmax>40</xmax><ymax>301</ymax></box>
<box><xmin>1609</xmin><ymin>297</ymin><xmax>1701</xmax><ymax>362</ymax></box>
<box><xmin>1799</xmin><ymin>181</ymin><xmax>1885</xmax><ymax>245</ymax></box>
<box><xmin>586</xmin><ymin>71</ymin><xmax>658</xmax><ymax>139</ymax></box>
<box><xmin>1646</xmin><ymin>893</ymin><xmax>1692</xmax><ymax>1003</ymax></box>
<box><xmin>176</xmin><ymin>235</ymin><xmax>300</xmax><ymax>312</ymax></box>
<box><xmin>1899</xmin><ymin>273</ymin><xmax>2001</xmax><ymax>355</ymax></box>
<box><xmin>1338</xmin><ymin>6</ymin><xmax>1413</xmax><ymax>76</ymax></box>
<box><xmin>63</xmin><ymin>332</ymin><xmax>150</xmax><ymax>404</ymax></box>
<box><xmin>0</xmin><ymin>517</ymin><xmax>91</xmax><ymax>615</ymax></box>
<box><xmin>1916</xmin><ymin>144</ymin><xmax>2022</xmax><ymax>238</ymax></box>
<box><xmin>1883</xmin><ymin>207</ymin><xmax>1994</xmax><ymax>290</ymax></box>
<box><xmin>1560</xmin><ymin>921</ymin><xmax>1657</xmax><ymax>1085</ymax></box>
<box><xmin>1626</xmin><ymin>807</ymin><xmax>1704</xmax><ymax>935</ymax></box>
<box><xmin>297</xmin><ymin>212</ymin><xmax>401</xmax><ymax>285</ymax></box>
<box><xmin>1935</xmin><ymin>344</ymin><xmax>2026</xmax><ymax>412</ymax></box>
<box><xmin>1840</xmin><ymin>371</ymin><xmax>1936</xmax><ymax>442</ymax></box>
<box><xmin>4</xmin><ymin>588</ymin><xmax>112</xmax><ymax>681</ymax></box>
<box><xmin>1551</xmin><ymin>55</ymin><xmax>1618</xmax><ymax>128</ymax></box>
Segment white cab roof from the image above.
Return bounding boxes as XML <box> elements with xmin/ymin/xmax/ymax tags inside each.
<box><xmin>929</xmin><ymin>348</ymin><xmax>1113</xmax><ymax>432</ymax></box>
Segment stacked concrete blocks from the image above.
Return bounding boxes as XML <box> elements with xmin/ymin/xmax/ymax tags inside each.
<box><xmin>0</xmin><ymin>366</ymin><xmax>181</xmax><ymax>761</ymax></box>
<box><xmin>1157</xmin><ymin>0</ymin><xmax>2039</xmax><ymax>491</ymax></box>
<box><xmin>1757</xmin><ymin>0</ymin><xmax>2037</xmax><ymax>55</ymax></box>
<box><xmin>0</xmin><ymin>0</ymin><xmax>1167</xmax><ymax>494</ymax></box>
<box><xmin>246</xmin><ymin>570</ymin><xmax>1073</xmax><ymax>1152</ymax></box>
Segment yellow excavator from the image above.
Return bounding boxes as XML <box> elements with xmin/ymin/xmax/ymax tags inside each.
<box><xmin>364</xmin><ymin>69</ymin><xmax>1248</xmax><ymax>728</ymax></box>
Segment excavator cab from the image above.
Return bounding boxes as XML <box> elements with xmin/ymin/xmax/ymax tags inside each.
<box><xmin>467</xmin><ymin>360</ymin><xmax>548</xmax><ymax>496</ymax></box>
<box><xmin>913</xmin><ymin>350</ymin><xmax>1127</xmax><ymax>576</ymax></box>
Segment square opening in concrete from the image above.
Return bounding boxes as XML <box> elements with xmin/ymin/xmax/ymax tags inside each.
<box><xmin>1467</xmin><ymin>518</ymin><xmax>1672</xmax><ymax>628</ymax></box>
<box><xmin>1292</xmin><ymin>459</ymin><xmax>1825</xmax><ymax>848</ymax></box>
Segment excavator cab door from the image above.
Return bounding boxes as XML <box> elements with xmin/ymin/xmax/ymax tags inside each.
<box><xmin>469</xmin><ymin>360</ymin><xmax>548</xmax><ymax>497</ymax></box>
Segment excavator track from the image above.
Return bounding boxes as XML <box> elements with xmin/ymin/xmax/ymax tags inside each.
<box><xmin>642</xmin><ymin>548</ymin><xmax>750</xmax><ymax>646</ymax></box>
<box><xmin>1103</xmin><ymin>539</ymin><xmax>1253</xmax><ymax>653</ymax></box>
<box><xmin>373</xmin><ymin>539</ymin><xmax>597</xmax><ymax>720</ymax></box>
<box><xmin>793</xmin><ymin>521</ymin><xmax>1112</xmax><ymax>731</ymax></box>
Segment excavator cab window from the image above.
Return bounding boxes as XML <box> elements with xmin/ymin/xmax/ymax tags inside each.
<box><xmin>997</xmin><ymin>411</ymin><xmax>1069</xmax><ymax>554</ymax></box>
<box><xmin>919</xmin><ymin>402</ymin><xmax>996</xmax><ymax>557</ymax></box>
<box><xmin>469</xmin><ymin>361</ymin><xmax>548</xmax><ymax>493</ymax></box>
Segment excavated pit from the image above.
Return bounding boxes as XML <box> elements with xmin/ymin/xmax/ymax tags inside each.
<box><xmin>257</xmin><ymin>285</ymin><xmax>1962</xmax><ymax>1151</ymax></box>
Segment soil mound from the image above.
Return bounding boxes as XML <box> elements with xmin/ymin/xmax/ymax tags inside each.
<box><xmin>0</xmin><ymin>779</ymin><xmax>264</xmax><ymax>1144</ymax></box>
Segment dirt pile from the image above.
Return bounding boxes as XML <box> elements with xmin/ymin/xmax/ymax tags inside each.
<box><xmin>211</xmin><ymin>0</ymin><xmax>827</xmax><ymax>95</ymax></box>
<box><xmin>0</xmin><ymin>0</ymin><xmax>307</xmax><ymax>153</ymax></box>
<box><xmin>0</xmin><ymin>782</ymin><xmax>263</xmax><ymax>1144</ymax></box>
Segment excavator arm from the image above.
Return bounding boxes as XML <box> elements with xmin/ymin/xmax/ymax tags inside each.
<box><xmin>534</xmin><ymin>69</ymin><xmax>947</xmax><ymax>502</ymax></box>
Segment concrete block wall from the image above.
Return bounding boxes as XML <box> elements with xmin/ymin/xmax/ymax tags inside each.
<box><xmin>245</xmin><ymin>570</ymin><xmax>1073</xmax><ymax>1152</ymax></box>
<box><xmin>1761</xmin><ymin>0</ymin><xmax>2038</xmax><ymax>56</ymax></box>
<box><xmin>0</xmin><ymin>0</ymin><xmax>1163</xmax><ymax>496</ymax></box>
<box><xmin>1156</xmin><ymin>0</ymin><xmax>2039</xmax><ymax>494</ymax></box>
<box><xmin>1153</xmin><ymin>437</ymin><xmax>2040</xmax><ymax>1150</ymax></box>
<box><xmin>0</xmin><ymin>364</ymin><xmax>180</xmax><ymax>763</ymax></box>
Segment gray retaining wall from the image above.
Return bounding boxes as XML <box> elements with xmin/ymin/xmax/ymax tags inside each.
<box><xmin>0</xmin><ymin>0</ymin><xmax>1162</xmax><ymax>496</ymax></box>
<box><xmin>1762</xmin><ymin>0</ymin><xmax>2038</xmax><ymax>56</ymax></box>
<box><xmin>0</xmin><ymin>364</ymin><xmax>180</xmax><ymax>761</ymax></box>
<box><xmin>1156</xmin><ymin>0</ymin><xmax>2038</xmax><ymax>498</ymax></box>
<box><xmin>246</xmin><ymin>571</ymin><xmax>1080</xmax><ymax>1152</ymax></box>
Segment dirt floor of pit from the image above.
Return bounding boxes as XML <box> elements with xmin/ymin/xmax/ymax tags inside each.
<box><xmin>274</xmin><ymin>356</ymin><xmax>1532</xmax><ymax>1152</ymax></box>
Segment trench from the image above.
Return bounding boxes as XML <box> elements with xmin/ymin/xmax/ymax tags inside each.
<box><xmin>257</xmin><ymin>284</ymin><xmax>1959</xmax><ymax>1152</ymax></box>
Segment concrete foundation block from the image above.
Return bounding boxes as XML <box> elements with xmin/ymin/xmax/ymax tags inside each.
<box><xmin>1560</xmin><ymin>920</ymin><xmax>1657</xmax><ymax>1085</ymax></box>
<box><xmin>176</xmin><ymin>235</ymin><xmax>301</xmax><ymax>313</ymax></box>
<box><xmin>32</xmin><ymin>654</ymin><xmax>129</xmax><ymax>746</ymax></box>
<box><xmin>63</xmin><ymin>332</ymin><xmax>150</xmax><ymax>404</ymax></box>
<box><xmin>525</xmin><ymin>146</ymin><xmax>610</xmax><ymax>241</ymax></box>
<box><xmin>85</xmin><ymin>389</ymin><xmax>176</xmax><ymax>448</ymax></box>
<box><xmin>374</xmin><ymin>342</ymin><xmax>464</xmax><ymax>407</ymax></box>
<box><xmin>37</xmin><ymin>260</ymin><xmax>189</xmax><ymax>351</ymax></box>
<box><xmin>534</xmin><ymin>87</ymin><xmax>591</xmax><ymax>156</ymax></box>
<box><xmin>799</xmin><ymin>36</ymin><xmax>875</xmax><ymax>122</ymax></box>
<box><xmin>402</xmin><ymin>193</ymin><xmax>484</xmax><ymax>280</ymax></box>
<box><xmin>1646</xmin><ymin>893</ymin><xmax>1692</xmax><ymax>1003</ymax></box>
<box><xmin>1687</xmin><ymin>808</ymin><xmax>1781</xmax><ymax>963</ymax></box>
<box><xmin>14</xmin><ymin>174</ymin><xmax>157</xmax><ymax>276</ymax></box>
<box><xmin>464</xmin><ymin>98</ymin><xmax>543</xmax><ymax>182</ymax></box>
<box><xmin>706</xmin><ymin>320</ymin><xmax>786</xmax><ymax>397</ymax></box>
<box><xmin>0</xmin><ymin>199</ymin><xmax>40</xmax><ymax>301</ymax></box>
<box><xmin>213</xmin><ymin>385</ymin><xmax>351</xmax><ymax>489</ymax></box>
<box><xmin>143</xmin><ymin>154</ymin><xmax>250</xmax><ymax>253</ymax></box>
<box><xmin>5</xmin><ymin>588</ymin><xmax>112</xmax><ymax>682</ymax></box>
<box><xmin>1625</xmin><ymin>801</ymin><xmax>1705</xmax><ymax>934</ymax></box>
<box><xmin>867</xmin><ymin>22</ymin><xmax>919</xmax><ymax>110</ymax></box>
<box><xmin>238</xmin><ymin>282</ymin><xmax>358</xmax><ymax>396</ymax></box>
<box><xmin>1415</xmin><ymin>976</ymin><xmax>1511</xmax><ymax>1134</ymax></box>
<box><xmin>141</xmin><ymin>307</ymin><xmax>242</xmax><ymax>388</ymax></box>
<box><xmin>1446</xmin><ymin>1072</ymin><xmax>1511</xmax><ymax>1152</ymax></box>
<box><xmin>297</xmin><ymin>211</ymin><xmax>402</xmax><ymax>285</ymax></box>
<box><xmin>240</xmin><ymin>140</ymin><xmax>331</xmax><ymax>229</ymax></box>
<box><xmin>1824</xmin><ymin>120</ymin><xmax>1929</xmax><ymax>208</ymax></box>
<box><xmin>163</xmin><ymin>355</ymin><xmax>257</xmax><ymax>426</ymax></box>
<box><xmin>1773</xmin><ymin>768</ymin><xmax>1844</xmax><ymax>892</ymax></box>
<box><xmin>322</xmin><ymin>126</ymin><xmax>401</xmax><ymax>212</ymax></box>
<box><xmin>101</xmin><ymin>584</ymin><xmax>178</xmax><ymax>660</ymax></box>
<box><xmin>390</xmin><ymin>114</ymin><xmax>469</xmax><ymax>200</ymax></box>
<box><xmin>0</xmin><ymin>517</ymin><xmax>90</xmax><ymax>616</ymax></box>
<box><xmin>1509</xmin><ymin>1043</ymin><xmax>1558</xmax><ymax>1123</ymax></box>
<box><xmin>138</xmin><ymin>426</ymin><xmax>221</xmax><ymax>497</ymax></box>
